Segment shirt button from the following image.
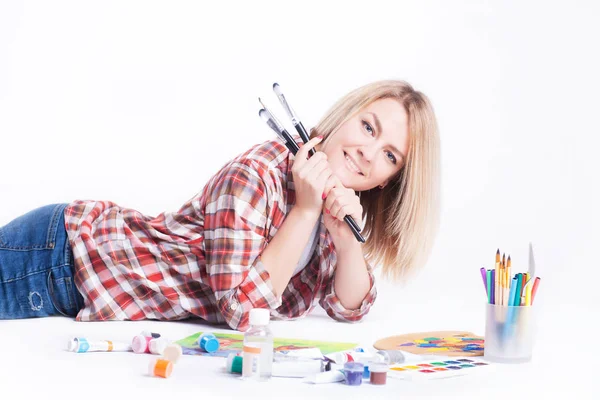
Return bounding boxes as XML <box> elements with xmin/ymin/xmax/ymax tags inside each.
<box><xmin>230</xmin><ymin>301</ymin><xmax>238</xmax><ymax>311</ymax></box>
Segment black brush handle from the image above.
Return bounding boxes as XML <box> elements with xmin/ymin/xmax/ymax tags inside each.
<box><xmin>294</xmin><ymin>121</ymin><xmax>315</xmax><ymax>157</ymax></box>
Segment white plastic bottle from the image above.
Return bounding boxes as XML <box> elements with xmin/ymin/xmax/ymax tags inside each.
<box><xmin>243</xmin><ymin>308</ymin><xmax>274</xmax><ymax>380</ymax></box>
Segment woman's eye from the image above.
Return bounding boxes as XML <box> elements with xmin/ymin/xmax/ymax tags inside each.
<box><xmin>362</xmin><ymin>120</ymin><xmax>374</xmax><ymax>136</ymax></box>
<box><xmin>386</xmin><ymin>151</ymin><xmax>397</xmax><ymax>165</ymax></box>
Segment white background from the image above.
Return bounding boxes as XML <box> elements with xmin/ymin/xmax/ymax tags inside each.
<box><xmin>0</xmin><ymin>1</ymin><xmax>598</xmax><ymax>399</ymax></box>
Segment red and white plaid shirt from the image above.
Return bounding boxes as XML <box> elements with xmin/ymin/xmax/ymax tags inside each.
<box><xmin>64</xmin><ymin>138</ymin><xmax>377</xmax><ymax>331</ymax></box>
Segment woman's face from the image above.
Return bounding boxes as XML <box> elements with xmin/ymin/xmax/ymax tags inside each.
<box><xmin>318</xmin><ymin>98</ymin><xmax>409</xmax><ymax>191</ymax></box>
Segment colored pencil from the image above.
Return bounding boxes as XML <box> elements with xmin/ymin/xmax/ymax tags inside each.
<box><xmin>514</xmin><ymin>273</ymin><xmax>523</xmax><ymax>306</ymax></box>
<box><xmin>486</xmin><ymin>270</ymin><xmax>492</xmax><ymax>304</ymax></box>
<box><xmin>521</xmin><ymin>273</ymin><xmax>529</xmax><ymax>306</ymax></box>
<box><xmin>524</xmin><ymin>278</ymin><xmax>533</xmax><ymax>306</ymax></box>
<box><xmin>491</xmin><ymin>269</ymin><xmax>496</xmax><ymax>304</ymax></box>
<box><xmin>508</xmin><ymin>277</ymin><xmax>518</xmax><ymax>307</ymax></box>
<box><xmin>495</xmin><ymin>250</ymin><xmax>501</xmax><ymax>305</ymax></box>
<box><xmin>506</xmin><ymin>256</ymin><xmax>512</xmax><ymax>306</ymax></box>
<box><xmin>531</xmin><ymin>277</ymin><xmax>541</xmax><ymax>304</ymax></box>
<box><xmin>480</xmin><ymin>267</ymin><xmax>488</xmax><ymax>295</ymax></box>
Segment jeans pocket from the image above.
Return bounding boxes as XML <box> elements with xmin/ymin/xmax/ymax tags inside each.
<box><xmin>0</xmin><ymin>204</ymin><xmax>66</xmax><ymax>250</ymax></box>
<box><xmin>47</xmin><ymin>267</ymin><xmax>81</xmax><ymax>317</ymax></box>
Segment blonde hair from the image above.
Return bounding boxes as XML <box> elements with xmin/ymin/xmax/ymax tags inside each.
<box><xmin>311</xmin><ymin>80</ymin><xmax>440</xmax><ymax>281</ymax></box>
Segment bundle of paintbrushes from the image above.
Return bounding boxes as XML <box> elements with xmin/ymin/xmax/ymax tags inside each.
<box><xmin>479</xmin><ymin>243</ymin><xmax>541</xmax><ymax>307</ymax></box>
<box><xmin>257</xmin><ymin>82</ymin><xmax>365</xmax><ymax>243</ymax></box>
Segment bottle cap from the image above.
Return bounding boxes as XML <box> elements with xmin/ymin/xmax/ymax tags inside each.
<box><xmin>132</xmin><ymin>335</ymin><xmax>151</xmax><ymax>354</ymax></box>
<box><xmin>140</xmin><ymin>330</ymin><xmax>161</xmax><ymax>338</ymax></box>
<box><xmin>163</xmin><ymin>344</ymin><xmax>183</xmax><ymax>364</ymax></box>
<box><xmin>343</xmin><ymin>361</ymin><xmax>364</xmax><ymax>373</ymax></box>
<box><xmin>149</xmin><ymin>337</ymin><xmax>168</xmax><ymax>355</ymax></box>
<box><xmin>249</xmin><ymin>308</ymin><xmax>270</xmax><ymax>326</ymax></box>
<box><xmin>226</xmin><ymin>353</ymin><xmax>243</xmax><ymax>374</ymax></box>
<box><xmin>148</xmin><ymin>358</ymin><xmax>173</xmax><ymax>378</ymax></box>
<box><xmin>368</xmin><ymin>362</ymin><xmax>389</xmax><ymax>373</ymax></box>
<box><xmin>198</xmin><ymin>333</ymin><xmax>220</xmax><ymax>353</ymax></box>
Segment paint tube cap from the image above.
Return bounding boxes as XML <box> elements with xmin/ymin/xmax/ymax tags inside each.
<box><xmin>132</xmin><ymin>335</ymin><xmax>150</xmax><ymax>354</ymax></box>
<box><xmin>343</xmin><ymin>361</ymin><xmax>364</xmax><ymax>373</ymax></box>
<box><xmin>140</xmin><ymin>331</ymin><xmax>161</xmax><ymax>338</ymax></box>
<box><xmin>249</xmin><ymin>308</ymin><xmax>270</xmax><ymax>326</ymax></box>
<box><xmin>198</xmin><ymin>333</ymin><xmax>220</xmax><ymax>353</ymax></box>
<box><xmin>67</xmin><ymin>338</ymin><xmax>78</xmax><ymax>352</ymax></box>
<box><xmin>149</xmin><ymin>337</ymin><xmax>168</xmax><ymax>355</ymax></box>
<box><xmin>376</xmin><ymin>350</ymin><xmax>405</xmax><ymax>365</ymax></box>
<box><xmin>148</xmin><ymin>358</ymin><xmax>173</xmax><ymax>378</ymax></box>
<box><xmin>363</xmin><ymin>364</ymin><xmax>370</xmax><ymax>379</ymax></box>
<box><xmin>226</xmin><ymin>354</ymin><xmax>243</xmax><ymax>374</ymax></box>
<box><xmin>163</xmin><ymin>344</ymin><xmax>183</xmax><ymax>364</ymax></box>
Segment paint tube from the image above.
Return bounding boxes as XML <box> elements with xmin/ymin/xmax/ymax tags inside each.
<box><xmin>324</xmin><ymin>350</ymin><xmax>381</xmax><ymax>365</ymax></box>
<box><xmin>376</xmin><ymin>350</ymin><xmax>405</xmax><ymax>364</ymax></box>
<box><xmin>273</xmin><ymin>347</ymin><xmax>324</xmax><ymax>362</ymax></box>
<box><xmin>272</xmin><ymin>359</ymin><xmax>325</xmax><ymax>378</ymax></box>
<box><xmin>67</xmin><ymin>337</ymin><xmax>132</xmax><ymax>353</ymax></box>
<box><xmin>303</xmin><ymin>369</ymin><xmax>346</xmax><ymax>384</ymax></box>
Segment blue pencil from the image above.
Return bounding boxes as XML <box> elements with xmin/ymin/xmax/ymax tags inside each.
<box><xmin>508</xmin><ymin>276</ymin><xmax>518</xmax><ymax>306</ymax></box>
<box><xmin>491</xmin><ymin>269</ymin><xmax>496</xmax><ymax>304</ymax></box>
<box><xmin>514</xmin><ymin>273</ymin><xmax>523</xmax><ymax>307</ymax></box>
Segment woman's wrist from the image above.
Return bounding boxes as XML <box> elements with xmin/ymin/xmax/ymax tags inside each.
<box><xmin>291</xmin><ymin>205</ymin><xmax>322</xmax><ymax>223</ymax></box>
<box><xmin>332</xmin><ymin>237</ymin><xmax>364</xmax><ymax>259</ymax></box>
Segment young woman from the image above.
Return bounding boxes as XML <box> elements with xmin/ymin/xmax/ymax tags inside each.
<box><xmin>0</xmin><ymin>80</ymin><xmax>440</xmax><ymax>331</ymax></box>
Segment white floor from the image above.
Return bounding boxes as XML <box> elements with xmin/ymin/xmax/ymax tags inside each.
<box><xmin>1</xmin><ymin>273</ymin><xmax>597</xmax><ymax>400</ymax></box>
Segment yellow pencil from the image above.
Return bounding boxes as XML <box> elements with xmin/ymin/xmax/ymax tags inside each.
<box><xmin>506</xmin><ymin>255</ymin><xmax>512</xmax><ymax>305</ymax></box>
<box><xmin>522</xmin><ymin>272</ymin><xmax>529</xmax><ymax>306</ymax></box>
<box><xmin>495</xmin><ymin>249</ymin><xmax>501</xmax><ymax>305</ymax></box>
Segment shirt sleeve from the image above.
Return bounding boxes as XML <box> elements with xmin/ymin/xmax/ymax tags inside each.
<box><xmin>319</xmin><ymin>260</ymin><xmax>378</xmax><ymax>323</ymax></box>
<box><xmin>202</xmin><ymin>160</ymin><xmax>282</xmax><ymax>331</ymax></box>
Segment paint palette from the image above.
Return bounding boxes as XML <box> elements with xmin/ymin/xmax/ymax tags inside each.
<box><xmin>388</xmin><ymin>358</ymin><xmax>492</xmax><ymax>381</ymax></box>
<box><xmin>374</xmin><ymin>331</ymin><xmax>485</xmax><ymax>356</ymax></box>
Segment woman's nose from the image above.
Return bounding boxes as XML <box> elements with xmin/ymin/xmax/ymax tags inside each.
<box><xmin>358</xmin><ymin>144</ymin><xmax>376</xmax><ymax>162</ymax></box>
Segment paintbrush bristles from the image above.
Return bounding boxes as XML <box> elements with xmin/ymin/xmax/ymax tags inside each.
<box><xmin>258</xmin><ymin>97</ymin><xmax>267</xmax><ymax>110</ymax></box>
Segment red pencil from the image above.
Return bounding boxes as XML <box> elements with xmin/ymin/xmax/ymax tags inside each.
<box><xmin>531</xmin><ymin>277</ymin><xmax>541</xmax><ymax>304</ymax></box>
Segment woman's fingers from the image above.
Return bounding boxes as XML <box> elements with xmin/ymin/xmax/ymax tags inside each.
<box><xmin>295</xmin><ymin>135</ymin><xmax>323</xmax><ymax>163</ymax></box>
<box><xmin>324</xmin><ymin>187</ymin><xmax>362</xmax><ymax>222</ymax></box>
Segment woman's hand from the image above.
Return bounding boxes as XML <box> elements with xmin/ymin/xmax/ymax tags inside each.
<box><xmin>291</xmin><ymin>136</ymin><xmax>337</xmax><ymax>217</ymax></box>
<box><xmin>322</xmin><ymin>176</ymin><xmax>363</xmax><ymax>247</ymax></box>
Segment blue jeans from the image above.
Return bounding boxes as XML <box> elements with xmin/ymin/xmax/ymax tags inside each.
<box><xmin>0</xmin><ymin>203</ymin><xmax>84</xmax><ymax>319</ymax></box>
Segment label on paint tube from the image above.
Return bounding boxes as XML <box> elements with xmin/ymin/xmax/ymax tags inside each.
<box><xmin>68</xmin><ymin>338</ymin><xmax>132</xmax><ymax>353</ymax></box>
<box><xmin>272</xmin><ymin>359</ymin><xmax>324</xmax><ymax>378</ymax></box>
<box><xmin>324</xmin><ymin>350</ymin><xmax>380</xmax><ymax>365</ymax></box>
<box><xmin>274</xmin><ymin>347</ymin><xmax>324</xmax><ymax>362</ymax></box>
<box><xmin>303</xmin><ymin>369</ymin><xmax>346</xmax><ymax>384</ymax></box>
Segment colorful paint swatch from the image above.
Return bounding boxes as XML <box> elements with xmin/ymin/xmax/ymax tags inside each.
<box><xmin>388</xmin><ymin>359</ymin><xmax>491</xmax><ymax>381</ymax></box>
<box><xmin>393</xmin><ymin>334</ymin><xmax>485</xmax><ymax>355</ymax></box>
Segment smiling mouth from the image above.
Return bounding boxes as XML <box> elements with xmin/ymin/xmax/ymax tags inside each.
<box><xmin>344</xmin><ymin>152</ymin><xmax>364</xmax><ymax>176</ymax></box>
